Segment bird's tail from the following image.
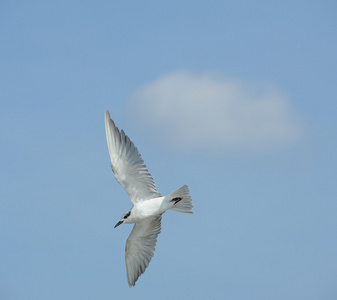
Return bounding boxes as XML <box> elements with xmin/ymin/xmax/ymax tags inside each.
<box><xmin>165</xmin><ymin>185</ymin><xmax>193</xmax><ymax>214</ymax></box>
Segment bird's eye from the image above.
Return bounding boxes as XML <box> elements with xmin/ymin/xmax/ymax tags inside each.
<box><xmin>124</xmin><ymin>211</ymin><xmax>131</xmax><ymax>218</ymax></box>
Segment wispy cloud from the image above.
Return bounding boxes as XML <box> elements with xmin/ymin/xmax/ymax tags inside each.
<box><xmin>128</xmin><ymin>71</ymin><xmax>305</xmax><ymax>154</ymax></box>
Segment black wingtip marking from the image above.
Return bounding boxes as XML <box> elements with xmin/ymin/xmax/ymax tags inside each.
<box><xmin>171</xmin><ymin>197</ymin><xmax>182</xmax><ymax>205</ymax></box>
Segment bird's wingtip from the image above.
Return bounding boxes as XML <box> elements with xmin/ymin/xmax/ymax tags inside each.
<box><xmin>105</xmin><ymin>109</ymin><xmax>111</xmax><ymax>120</ymax></box>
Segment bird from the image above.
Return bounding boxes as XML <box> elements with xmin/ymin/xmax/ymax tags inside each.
<box><xmin>104</xmin><ymin>109</ymin><xmax>193</xmax><ymax>287</ymax></box>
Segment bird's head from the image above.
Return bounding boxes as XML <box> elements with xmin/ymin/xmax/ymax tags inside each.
<box><xmin>114</xmin><ymin>210</ymin><xmax>131</xmax><ymax>228</ymax></box>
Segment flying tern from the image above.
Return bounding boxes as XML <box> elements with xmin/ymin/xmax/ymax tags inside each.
<box><xmin>104</xmin><ymin>110</ymin><xmax>193</xmax><ymax>287</ymax></box>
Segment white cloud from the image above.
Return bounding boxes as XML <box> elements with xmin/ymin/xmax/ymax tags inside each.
<box><xmin>128</xmin><ymin>71</ymin><xmax>305</xmax><ymax>154</ymax></box>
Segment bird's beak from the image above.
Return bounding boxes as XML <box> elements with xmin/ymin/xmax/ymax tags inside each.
<box><xmin>114</xmin><ymin>220</ymin><xmax>123</xmax><ymax>228</ymax></box>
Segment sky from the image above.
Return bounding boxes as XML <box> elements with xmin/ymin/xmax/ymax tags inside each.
<box><xmin>1</xmin><ymin>1</ymin><xmax>337</xmax><ymax>299</ymax></box>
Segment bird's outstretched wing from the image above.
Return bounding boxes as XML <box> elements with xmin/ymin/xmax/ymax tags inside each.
<box><xmin>125</xmin><ymin>216</ymin><xmax>162</xmax><ymax>287</ymax></box>
<box><xmin>105</xmin><ymin>110</ymin><xmax>161</xmax><ymax>204</ymax></box>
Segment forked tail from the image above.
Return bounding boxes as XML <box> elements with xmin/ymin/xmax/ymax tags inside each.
<box><xmin>166</xmin><ymin>185</ymin><xmax>193</xmax><ymax>214</ymax></box>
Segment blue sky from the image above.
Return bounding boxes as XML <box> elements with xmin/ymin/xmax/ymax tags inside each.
<box><xmin>1</xmin><ymin>1</ymin><xmax>337</xmax><ymax>299</ymax></box>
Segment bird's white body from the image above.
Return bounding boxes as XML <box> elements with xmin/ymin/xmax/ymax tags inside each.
<box><xmin>104</xmin><ymin>110</ymin><xmax>193</xmax><ymax>287</ymax></box>
<box><xmin>125</xmin><ymin>197</ymin><xmax>166</xmax><ymax>223</ymax></box>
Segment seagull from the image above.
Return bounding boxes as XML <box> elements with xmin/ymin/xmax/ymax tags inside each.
<box><xmin>104</xmin><ymin>110</ymin><xmax>193</xmax><ymax>287</ymax></box>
